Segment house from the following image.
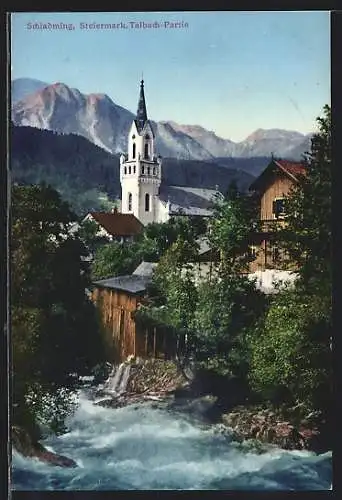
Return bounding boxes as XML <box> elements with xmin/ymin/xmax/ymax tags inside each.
<box><xmin>119</xmin><ymin>80</ymin><xmax>221</xmax><ymax>225</ymax></box>
<box><xmin>83</xmin><ymin>208</ymin><xmax>144</xmax><ymax>243</ymax></box>
<box><xmin>248</xmin><ymin>158</ymin><xmax>306</xmax><ymax>272</ymax></box>
<box><xmin>91</xmin><ymin>262</ymin><xmax>176</xmax><ymax>362</ymax></box>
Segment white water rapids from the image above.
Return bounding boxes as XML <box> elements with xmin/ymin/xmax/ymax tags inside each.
<box><xmin>11</xmin><ymin>365</ymin><xmax>332</xmax><ymax>491</ymax></box>
<box><xmin>100</xmin><ymin>363</ymin><xmax>131</xmax><ymax>397</ymax></box>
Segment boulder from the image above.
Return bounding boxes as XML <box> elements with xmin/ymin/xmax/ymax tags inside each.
<box><xmin>12</xmin><ymin>426</ymin><xmax>77</xmax><ymax>468</ymax></box>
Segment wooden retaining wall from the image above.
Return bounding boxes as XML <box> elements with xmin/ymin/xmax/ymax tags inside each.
<box><xmin>91</xmin><ymin>286</ymin><xmax>176</xmax><ymax>362</ymax></box>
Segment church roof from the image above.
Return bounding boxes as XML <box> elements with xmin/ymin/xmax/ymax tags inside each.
<box><xmin>135</xmin><ymin>79</ymin><xmax>148</xmax><ymax>133</ymax></box>
<box><xmin>159</xmin><ymin>185</ymin><xmax>220</xmax><ymax>217</ymax></box>
<box><xmin>88</xmin><ymin>211</ymin><xmax>144</xmax><ymax>237</ymax></box>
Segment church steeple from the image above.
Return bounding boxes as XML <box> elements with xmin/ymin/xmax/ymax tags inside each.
<box><xmin>120</xmin><ymin>78</ymin><xmax>162</xmax><ymax>226</ymax></box>
<box><xmin>136</xmin><ymin>79</ymin><xmax>148</xmax><ymax>132</ymax></box>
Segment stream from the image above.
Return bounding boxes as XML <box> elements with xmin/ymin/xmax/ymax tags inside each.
<box><xmin>11</xmin><ymin>364</ymin><xmax>333</xmax><ymax>491</ymax></box>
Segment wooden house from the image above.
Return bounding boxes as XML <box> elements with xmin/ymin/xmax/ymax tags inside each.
<box><xmin>248</xmin><ymin>158</ymin><xmax>306</xmax><ymax>272</ymax></box>
<box><xmin>91</xmin><ymin>262</ymin><xmax>177</xmax><ymax>362</ymax></box>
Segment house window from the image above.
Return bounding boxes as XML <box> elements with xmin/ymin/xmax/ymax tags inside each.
<box><xmin>132</xmin><ymin>143</ymin><xmax>136</xmax><ymax>159</ymax></box>
<box><xmin>272</xmin><ymin>198</ymin><xmax>285</xmax><ymax>219</ymax></box>
<box><xmin>249</xmin><ymin>245</ymin><xmax>257</xmax><ymax>259</ymax></box>
<box><xmin>144</xmin><ymin>143</ymin><xmax>149</xmax><ymax>159</ymax></box>
<box><xmin>128</xmin><ymin>166</ymin><xmax>131</xmax><ymax>174</ymax></box>
<box><xmin>128</xmin><ymin>192</ymin><xmax>132</xmax><ymax>211</ymax></box>
<box><xmin>145</xmin><ymin>193</ymin><xmax>150</xmax><ymax>212</ymax></box>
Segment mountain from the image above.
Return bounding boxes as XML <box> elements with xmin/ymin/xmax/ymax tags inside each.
<box><xmin>11</xmin><ymin>80</ymin><xmax>311</xmax><ymax>161</ymax></box>
<box><xmin>11</xmin><ymin>82</ymin><xmax>134</xmax><ymax>154</ymax></box>
<box><xmin>11</xmin><ymin>78</ymin><xmax>49</xmax><ymax>104</ymax></box>
<box><xmin>164</xmin><ymin>121</ymin><xmax>236</xmax><ymax>157</ymax></box>
<box><xmin>11</xmin><ymin>125</ymin><xmax>256</xmax><ymax>216</ymax></box>
<box><xmin>236</xmin><ymin>128</ymin><xmax>311</xmax><ymax>159</ymax></box>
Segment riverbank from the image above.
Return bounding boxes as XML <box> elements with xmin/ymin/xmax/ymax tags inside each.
<box><xmin>12</xmin><ymin>425</ymin><xmax>77</xmax><ymax>468</ymax></box>
<box><xmin>94</xmin><ymin>359</ymin><xmax>330</xmax><ymax>454</ymax></box>
<box><xmin>12</xmin><ymin>358</ymin><xmax>330</xmax><ymax>468</ymax></box>
<box><xmin>12</xmin><ymin>392</ymin><xmax>332</xmax><ymax>491</ymax></box>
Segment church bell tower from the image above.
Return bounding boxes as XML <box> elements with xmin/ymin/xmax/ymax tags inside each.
<box><xmin>120</xmin><ymin>79</ymin><xmax>162</xmax><ymax>226</ymax></box>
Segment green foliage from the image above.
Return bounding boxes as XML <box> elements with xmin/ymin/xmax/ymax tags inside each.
<box><xmin>77</xmin><ymin>218</ymin><xmax>110</xmax><ymax>253</ymax></box>
<box><xmin>209</xmin><ymin>181</ymin><xmax>260</xmax><ymax>274</ymax></box>
<box><xmin>139</xmin><ymin>191</ymin><xmax>266</xmax><ymax>384</ymax></box>
<box><xmin>91</xmin><ymin>242</ymin><xmax>141</xmax><ymax>280</ymax></box>
<box><xmin>248</xmin><ymin>288</ymin><xmax>332</xmax><ymax>412</ymax></box>
<box><xmin>277</xmin><ymin>105</ymin><xmax>331</xmax><ymax>293</ymax></box>
<box><xmin>136</xmin><ymin>216</ymin><xmax>206</xmax><ymax>262</ymax></box>
<box><xmin>192</xmin><ymin>275</ymin><xmax>267</xmax><ymax>379</ymax></box>
<box><xmin>90</xmin><ymin>216</ymin><xmax>206</xmax><ymax>281</ymax></box>
<box><xmin>152</xmin><ymin>237</ymin><xmax>199</xmax><ymax>332</ymax></box>
<box><xmin>11</xmin><ymin>184</ymin><xmax>106</xmax><ymax>437</ymax></box>
<box><xmin>247</xmin><ymin>106</ymin><xmax>332</xmax><ymax>414</ymax></box>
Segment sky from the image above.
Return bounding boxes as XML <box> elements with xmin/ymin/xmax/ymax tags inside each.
<box><xmin>11</xmin><ymin>11</ymin><xmax>330</xmax><ymax>142</ymax></box>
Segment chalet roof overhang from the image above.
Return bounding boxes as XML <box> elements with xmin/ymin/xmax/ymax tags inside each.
<box><xmin>249</xmin><ymin>159</ymin><xmax>306</xmax><ymax>193</ymax></box>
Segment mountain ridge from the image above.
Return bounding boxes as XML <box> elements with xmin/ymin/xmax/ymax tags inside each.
<box><xmin>11</xmin><ymin>78</ymin><xmax>312</xmax><ymax>161</ymax></box>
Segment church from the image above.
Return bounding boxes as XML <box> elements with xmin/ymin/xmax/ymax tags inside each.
<box><xmin>119</xmin><ymin>79</ymin><xmax>218</xmax><ymax>226</ymax></box>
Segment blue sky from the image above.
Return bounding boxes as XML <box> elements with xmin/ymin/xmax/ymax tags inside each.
<box><xmin>11</xmin><ymin>11</ymin><xmax>330</xmax><ymax>141</ymax></box>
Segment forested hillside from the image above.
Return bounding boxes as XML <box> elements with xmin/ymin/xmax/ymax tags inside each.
<box><xmin>11</xmin><ymin>125</ymin><xmax>259</xmax><ymax>215</ymax></box>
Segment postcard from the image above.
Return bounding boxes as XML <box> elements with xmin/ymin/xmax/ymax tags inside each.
<box><xmin>9</xmin><ymin>10</ymin><xmax>332</xmax><ymax>492</ymax></box>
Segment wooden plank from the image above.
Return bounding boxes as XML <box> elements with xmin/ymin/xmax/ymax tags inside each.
<box><xmin>163</xmin><ymin>329</ymin><xmax>167</xmax><ymax>360</ymax></box>
<box><xmin>153</xmin><ymin>327</ymin><xmax>156</xmax><ymax>358</ymax></box>
<box><xmin>144</xmin><ymin>328</ymin><xmax>148</xmax><ymax>358</ymax></box>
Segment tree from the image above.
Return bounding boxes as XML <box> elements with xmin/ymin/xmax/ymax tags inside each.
<box><xmin>248</xmin><ymin>287</ymin><xmax>332</xmax><ymax>413</ymax></box>
<box><xmin>136</xmin><ymin>216</ymin><xmax>206</xmax><ymax>262</ymax></box>
<box><xmin>248</xmin><ymin>105</ymin><xmax>332</xmax><ymax>416</ymax></box>
<box><xmin>139</xmin><ymin>182</ymin><xmax>267</xmax><ymax>395</ymax></box>
<box><xmin>209</xmin><ymin>181</ymin><xmax>260</xmax><ymax>275</ymax></box>
<box><xmin>91</xmin><ymin>242</ymin><xmax>141</xmax><ymax>281</ymax></box>
<box><xmin>77</xmin><ymin>218</ymin><xmax>109</xmax><ymax>253</ymax></box>
<box><xmin>11</xmin><ymin>184</ymin><xmax>106</xmax><ymax>436</ymax></box>
<box><xmin>277</xmin><ymin>105</ymin><xmax>331</xmax><ymax>294</ymax></box>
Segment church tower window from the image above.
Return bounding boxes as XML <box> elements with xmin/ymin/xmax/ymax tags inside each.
<box><xmin>145</xmin><ymin>193</ymin><xmax>150</xmax><ymax>212</ymax></box>
<box><xmin>153</xmin><ymin>167</ymin><xmax>156</xmax><ymax>176</ymax></box>
<box><xmin>132</xmin><ymin>143</ymin><xmax>136</xmax><ymax>159</ymax></box>
<box><xmin>128</xmin><ymin>192</ymin><xmax>132</xmax><ymax>211</ymax></box>
<box><xmin>129</xmin><ymin>166</ymin><xmax>131</xmax><ymax>174</ymax></box>
<box><xmin>142</xmin><ymin>166</ymin><xmax>145</xmax><ymax>174</ymax></box>
<box><xmin>147</xmin><ymin>166</ymin><xmax>150</xmax><ymax>175</ymax></box>
<box><xmin>124</xmin><ymin>166</ymin><xmax>127</xmax><ymax>175</ymax></box>
<box><xmin>133</xmin><ymin>165</ymin><xmax>136</xmax><ymax>174</ymax></box>
<box><xmin>144</xmin><ymin>143</ymin><xmax>149</xmax><ymax>159</ymax></box>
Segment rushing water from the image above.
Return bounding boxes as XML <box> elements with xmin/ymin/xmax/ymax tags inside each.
<box><xmin>11</xmin><ymin>389</ymin><xmax>332</xmax><ymax>491</ymax></box>
<box><xmin>101</xmin><ymin>363</ymin><xmax>131</xmax><ymax>397</ymax></box>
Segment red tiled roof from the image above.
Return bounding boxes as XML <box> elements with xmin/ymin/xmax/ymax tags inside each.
<box><xmin>249</xmin><ymin>158</ymin><xmax>306</xmax><ymax>191</ymax></box>
<box><xmin>274</xmin><ymin>160</ymin><xmax>307</xmax><ymax>180</ymax></box>
<box><xmin>89</xmin><ymin>212</ymin><xmax>143</xmax><ymax>237</ymax></box>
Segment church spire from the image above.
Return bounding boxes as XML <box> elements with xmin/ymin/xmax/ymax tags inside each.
<box><xmin>136</xmin><ymin>79</ymin><xmax>148</xmax><ymax>132</ymax></box>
